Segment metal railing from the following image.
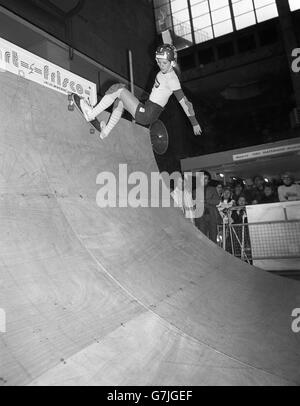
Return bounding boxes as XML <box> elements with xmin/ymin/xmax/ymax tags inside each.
<box><xmin>217</xmin><ymin>206</ymin><xmax>300</xmax><ymax>266</ymax></box>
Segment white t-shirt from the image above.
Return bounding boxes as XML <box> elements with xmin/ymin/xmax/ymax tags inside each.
<box><xmin>278</xmin><ymin>184</ymin><xmax>300</xmax><ymax>201</ymax></box>
<box><xmin>149</xmin><ymin>70</ymin><xmax>181</xmax><ymax>107</ymax></box>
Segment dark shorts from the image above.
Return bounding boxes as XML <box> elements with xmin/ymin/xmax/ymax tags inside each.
<box><xmin>135</xmin><ymin>100</ymin><xmax>163</xmax><ymax>126</ymax></box>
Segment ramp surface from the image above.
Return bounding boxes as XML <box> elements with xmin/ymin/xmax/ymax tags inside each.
<box><xmin>0</xmin><ymin>71</ymin><xmax>300</xmax><ymax>386</ymax></box>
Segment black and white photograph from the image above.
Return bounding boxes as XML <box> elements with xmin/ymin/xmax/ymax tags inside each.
<box><xmin>0</xmin><ymin>0</ymin><xmax>299</xmax><ymax>391</ymax></box>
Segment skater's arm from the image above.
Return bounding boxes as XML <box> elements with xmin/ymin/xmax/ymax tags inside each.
<box><xmin>173</xmin><ymin>89</ymin><xmax>202</xmax><ymax>135</ymax></box>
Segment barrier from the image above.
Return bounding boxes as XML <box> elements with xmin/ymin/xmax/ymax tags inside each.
<box><xmin>217</xmin><ymin>202</ymin><xmax>300</xmax><ymax>271</ymax></box>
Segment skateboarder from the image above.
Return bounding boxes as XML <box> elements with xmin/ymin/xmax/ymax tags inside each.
<box><xmin>79</xmin><ymin>44</ymin><xmax>202</xmax><ymax>139</ymax></box>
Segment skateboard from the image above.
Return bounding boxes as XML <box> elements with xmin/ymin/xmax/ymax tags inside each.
<box><xmin>68</xmin><ymin>93</ymin><xmax>103</xmax><ymax>135</ymax></box>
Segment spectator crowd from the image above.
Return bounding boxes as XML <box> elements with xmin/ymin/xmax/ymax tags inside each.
<box><xmin>193</xmin><ymin>171</ymin><xmax>300</xmax><ymax>243</ymax></box>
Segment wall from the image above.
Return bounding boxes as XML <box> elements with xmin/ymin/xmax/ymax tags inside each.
<box><xmin>0</xmin><ymin>0</ymin><xmax>157</xmax><ymax>90</ymax></box>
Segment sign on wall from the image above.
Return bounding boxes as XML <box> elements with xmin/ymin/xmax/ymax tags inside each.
<box><xmin>0</xmin><ymin>36</ymin><xmax>97</xmax><ymax>105</ymax></box>
<box><xmin>233</xmin><ymin>143</ymin><xmax>300</xmax><ymax>162</ymax></box>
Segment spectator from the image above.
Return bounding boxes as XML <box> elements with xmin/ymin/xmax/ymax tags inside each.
<box><xmin>171</xmin><ymin>174</ymin><xmax>195</xmax><ymax>224</ymax></box>
<box><xmin>194</xmin><ymin>171</ymin><xmax>220</xmax><ymax>242</ymax></box>
<box><xmin>230</xmin><ymin>195</ymin><xmax>251</xmax><ymax>262</ymax></box>
<box><xmin>260</xmin><ymin>184</ymin><xmax>279</xmax><ymax>204</ymax></box>
<box><xmin>216</xmin><ymin>187</ymin><xmax>235</xmax><ymax>224</ymax></box>
<box><xmin>232</xmin><ymin>182</ymin><xmax>244</xmax><ymax>203</ymax></box>
<box><xmin>277</xmin><ymin>172</ymin><xmax>300</xmax><ymax>202</ymax></box>
<box><xmin>250</xmin><ymin>175</ymin><xmax>265</xmax><ymax>203</ymax></box>
<box><xmin>231</xmin><ymin>195</ymin><xmax>247</xmax><ymax>224</ymax></box>
<box><xmin>244</xmin><ymin>178</ymin><xmax>254</xmax><ymax>202</ymax></box>
<box><xmin>216</xmin><ymin>183</ymin><xmax>223</xmax><ymax>199</ymax></box>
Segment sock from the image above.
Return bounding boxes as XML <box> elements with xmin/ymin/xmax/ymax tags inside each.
<box><xmin>91</xmin><ymin>94</ymin><xmax>115</xmax><ymax>119</ymax></box>
<box><xmin>100</xmin><ymin>100</ymin><xmax>124</xmax><ymax>139</ymax></box>
<box><xmin>91</xmin><ymin>84</ymin><xmax>125</xmax><ymax>119</ymax></box>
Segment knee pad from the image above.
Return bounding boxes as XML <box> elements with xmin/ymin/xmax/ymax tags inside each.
<box><xmin>106</xmin><ymin>83</ymin><xmax>127</xmax><ymax>97</ymax></box>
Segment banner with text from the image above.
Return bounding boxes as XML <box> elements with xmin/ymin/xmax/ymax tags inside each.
<box><xmin>0</xmin><ymin>36</ymin><xmax>97</xmax><ymax>105</ymax></box>
<box><xmin>233</xmin><ymin>143</ymin><xmax>300</xmax><ymax>162</ymax></box>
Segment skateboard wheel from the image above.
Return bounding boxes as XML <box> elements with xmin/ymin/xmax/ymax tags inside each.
<box><xmin>68</xmin><ymin>105</ymin><xmax>74</xmax><ymax>111</ymax></box>
<box><xmin>68</xmin><ymin>94</ymin><xmax>73</xmax><ymax>101</ymax></box>
<box><xmin>90</xmin><ymin>128</ymin><xmax>95</xmax><ymax>134</ymax></box>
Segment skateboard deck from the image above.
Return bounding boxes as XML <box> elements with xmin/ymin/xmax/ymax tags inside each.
<box><xmin>68</xmin><ymin>93</ymin><xmax>102</xmax><ymax>135</ymax></box>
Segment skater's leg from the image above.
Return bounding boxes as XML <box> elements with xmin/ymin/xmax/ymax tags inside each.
<box><xmin>95</xmin><ymin>87</ymin><xmax>139</xmax><ymax>119</ymax></box>
<box><xmin>86</xmin><ymin>83</ymin><xmax>128</xmax><ymax>121</ymax></box>
<box><xmin>118</xmin><ymin>89</ymin><xmax>140</xmax><ymax>117</ymax></box>
<box><xmin>99</xmin><ymin>89</ymin><xmax>140</xmax><ymax>138</ymax></box>
<box><xmin>100</xmin><ymin>99</ymin><xmax>124</xmax><ymax>139</ymax></box>
<box><xmin>83</xmin><ymin>83</ymin><xmax>139</xmax><ymax>123</ymax></box>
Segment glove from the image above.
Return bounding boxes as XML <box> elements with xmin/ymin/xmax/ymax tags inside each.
<box><xmin>193</xmin><ymin>124</ymin><xmax>202</xmax><ymax>136</ymax></box>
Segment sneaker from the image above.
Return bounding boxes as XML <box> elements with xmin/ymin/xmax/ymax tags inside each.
<box><xmin>80</xmin><ymin>98</ymin><xmax>94</xmax><ymax>122</ymax></box>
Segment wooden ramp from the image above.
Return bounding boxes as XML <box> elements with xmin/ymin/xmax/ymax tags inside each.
<box><xmin>0</xmin><ymin>71</ymin><xmax>299</xmax><ymax>386</ymax></box>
